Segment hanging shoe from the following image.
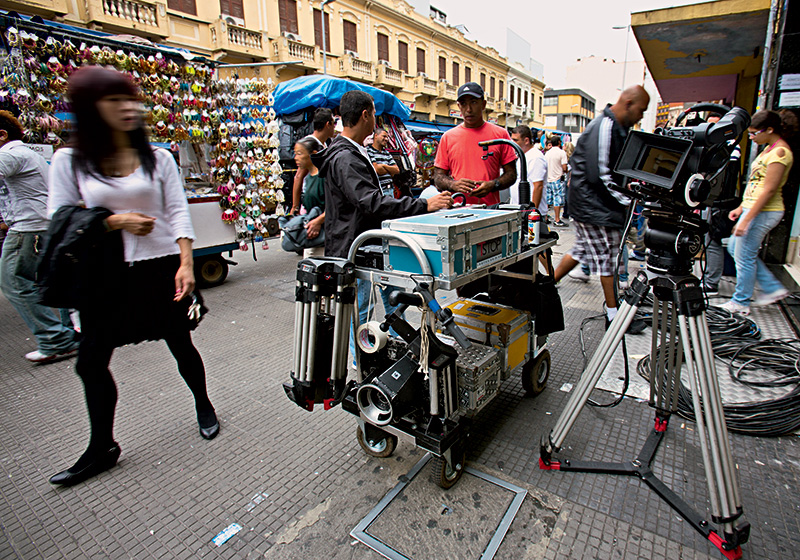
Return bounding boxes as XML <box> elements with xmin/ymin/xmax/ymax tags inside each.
<box><xmin>49</xmin><ymin>444</ymin><xmax>121</xmax><ymax>486</ymax></box>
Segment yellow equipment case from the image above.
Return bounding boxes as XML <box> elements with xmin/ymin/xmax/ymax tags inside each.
<box><xmin>445</xmin><ymin>298</ymin><xmax>531</xmax><ymax>378</ymax></box>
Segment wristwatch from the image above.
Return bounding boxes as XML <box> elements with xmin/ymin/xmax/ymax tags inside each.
<box><xmin>493</xmin><ymin>179</ymin><xmax>500</xmax><ymax>191</ymax></box>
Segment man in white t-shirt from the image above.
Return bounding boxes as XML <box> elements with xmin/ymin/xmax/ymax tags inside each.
<box><xmin>545</xmin><ymin>135</ymin><xmax>568</xmax><ymax>226</ymax></box>
<box><xmin>509</xmin><ymin>125</ymin><xmax>547</xmax><ymax>217</ymax></box>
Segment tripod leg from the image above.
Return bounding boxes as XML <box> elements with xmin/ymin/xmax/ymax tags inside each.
<box><xmin>544</xmin><ymin>277</ymin><xmax>650</xmax><ymax>455</ymax></box>
<box><xmin>679</xmin><ymin>311</ymin><xmax>747</xmax><ymax>544</ymax></box>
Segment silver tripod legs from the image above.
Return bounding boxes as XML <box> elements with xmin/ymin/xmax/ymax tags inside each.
<box><xmin>679</xmin><ymin>310</ymin><xmax>743</xmax><ymax>537</ymax></box>
<box><xmin>539</xmin><ymin>273</ymin><xmax>749</xmax><ymax>558</ymax></box>
<box><xmin>547</xmin><ymin>278</ymin><xmax>648</xmax><ymax>452</ymax></box>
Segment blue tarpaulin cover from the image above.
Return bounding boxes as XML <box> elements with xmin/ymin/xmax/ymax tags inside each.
<box><xmin>272</xmin><ymin>75</ymin><xmax>411</xmax><ymax>120</ymax></box>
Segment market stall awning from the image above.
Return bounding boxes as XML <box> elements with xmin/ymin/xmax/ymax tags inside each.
<box><xmin>272</xmin><ymin>74</ymin><xmax>411</xmax><ymax>120</ymax></box>
<box><xmin>631</xmin><ymin>0</ymin><xmax>771</xmax><ymax>103</ymax></box>
<box><xmin>402</xmin><ymin>120</ymin><xmax>454</xmax><ymax>134</ymax></box>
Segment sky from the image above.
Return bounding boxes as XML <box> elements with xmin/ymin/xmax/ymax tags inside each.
<box><xmin>428</xmin><ymin>0</ymin><xmax>701</xmax><ymax>88</ymax></box>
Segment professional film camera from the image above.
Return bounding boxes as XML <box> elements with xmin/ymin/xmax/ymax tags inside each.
<box><xmin>615</xmin><ymin>104</ymin><xmax>750</xmax><ymax>275</ymax></box>
<box><xmin>540</xmin><ymin>105</ymin><xmax>752</xmax><ymax>560</ymax></box>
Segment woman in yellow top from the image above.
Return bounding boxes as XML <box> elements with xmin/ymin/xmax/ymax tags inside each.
<box><xmin>722</xmin><ymin>109</ymin><xmax>797</xmax><ymax>315</ymax></box>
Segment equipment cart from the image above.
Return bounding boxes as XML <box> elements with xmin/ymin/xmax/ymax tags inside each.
<box><xmin>284</xmin><ymin>210</ymin><xmax>561</xmax><ymax>488</ymax></box>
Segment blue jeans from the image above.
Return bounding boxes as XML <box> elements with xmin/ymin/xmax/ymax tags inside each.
<box><xmin>349</xmin><ymin>279</ymin><xmax>402</xmax><ymax>362</ymax></box>
<box><xmin>727</xmin><ymin>209</ymin><xmax>785</xmax><ymax>305</ymax></box>
<box><xmin>0</xmin><ymin>230</ymin><xmax>78</xmax><ymax>354</ymax></box>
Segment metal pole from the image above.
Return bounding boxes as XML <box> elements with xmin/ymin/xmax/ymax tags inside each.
<box><xmin>321</xmin><ymin>0</ymin><xmax>337</xmax><ymax>75</ymax></box>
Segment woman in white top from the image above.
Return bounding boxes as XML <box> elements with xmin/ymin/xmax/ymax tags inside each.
<box><xmin>47</xmin><ymin>66</ymin><xmax>219</xmax><ymax>487</ymax></box>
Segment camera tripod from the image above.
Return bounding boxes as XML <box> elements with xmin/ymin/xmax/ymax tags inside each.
<box><xmin>539</xmin><ymin>261</ymin><xmax>750</xmax><ymax>559</ymax></box>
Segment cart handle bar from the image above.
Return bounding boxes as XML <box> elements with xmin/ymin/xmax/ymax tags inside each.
<box><xmin>347</xmin><ymin>229</ymin><xmax>434</xmax><ymax>277</ymax></box>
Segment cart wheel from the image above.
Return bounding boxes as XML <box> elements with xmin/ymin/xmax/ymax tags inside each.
<box><xmin>356</xmin><ymin>425</ymin><xmax>397</xmax><ymax>458</ymax></box>
<box><xmin>195</xmin><ymin>255</ymin><xmax>228</xmax><ymax>288</ymax></box>
<box><xmin>522</xmin><ymin>349</ymin><xmax>550</xmax><ymax>396</ymax></box>
<box><xmin>430</xmin><ymin>448</ymin><xmax>465</xmax><ymax>489</ymax></box>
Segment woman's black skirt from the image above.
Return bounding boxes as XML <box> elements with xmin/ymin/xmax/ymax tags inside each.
<box><xmin>79</xmin><ymin>254</ymin><xmax>195</xmax><ymax>348</ymax></box>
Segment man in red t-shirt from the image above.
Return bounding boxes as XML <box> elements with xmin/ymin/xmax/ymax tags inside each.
<box><xmin>433</xmin><ymin>82</ymin><xmax>517</xmax><ymax>205</ymax></box>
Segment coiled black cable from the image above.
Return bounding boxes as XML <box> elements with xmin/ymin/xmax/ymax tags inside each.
<box><xmin>637</xmin><ymin>307</ymin><xmax>800</xmax><ymax>436</ymax></box>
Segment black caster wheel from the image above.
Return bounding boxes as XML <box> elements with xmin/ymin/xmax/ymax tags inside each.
<box><xmin>430</xmin><ymin>448</ymin><xmax>465</xmax><ymax>489</ymax></box>
<box><xmin>356</xmin><ymin>425</ymin><xmax>397</xmax><ymax>458</ymax></box>
<box><xmin>522</xmin><ymin>349</ymin><xmax>550</xmax><ymax>396</ymax></box>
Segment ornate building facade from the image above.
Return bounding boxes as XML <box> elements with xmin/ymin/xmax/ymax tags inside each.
<box><xmin>3</xmin><ymin>0</ymin><xmax>545</xmax><ymax>126</ymax></box>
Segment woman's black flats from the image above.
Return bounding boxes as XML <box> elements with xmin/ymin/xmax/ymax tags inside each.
<box><xmin>198</xmin><ymin>409</ymin><xmax>220</xmax><ymax>440</ymax></box>
<box><xmin>49</xmin><ymin>444</ymin><xmax>121</xmax><ymax>486</ymax></box>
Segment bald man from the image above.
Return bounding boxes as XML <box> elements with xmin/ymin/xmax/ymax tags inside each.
<box><xmin>553</xmin><ymin>85</ymin><xmax>650</xmax><ymax>332</ymax></box>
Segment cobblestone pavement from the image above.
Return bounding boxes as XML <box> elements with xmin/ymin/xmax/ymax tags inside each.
<box><xmin>1</xmin><ymin>224</ymin><xmax>798</xmax><ymax>559</ymax></box>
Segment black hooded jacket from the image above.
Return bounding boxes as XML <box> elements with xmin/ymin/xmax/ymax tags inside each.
<box><xmin>312</xmin><ymin>135</ymin><xmax>428</xmax><ymax>258</ymax></box>
<box><xmin>567</xmin><ymin>104</ymin><xmax>632</xmax><ymax>229</ymax></box>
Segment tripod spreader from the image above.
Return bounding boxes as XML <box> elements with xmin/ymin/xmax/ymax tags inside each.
<box><xmin>539</xmin><ymin>266</ymin><xmax>750</xmax><ymax>559</ymax></box>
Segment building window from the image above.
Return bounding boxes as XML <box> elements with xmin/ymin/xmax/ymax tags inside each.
<box><xmin>313</xmin><ymin>9</ymin><xmax>330</xmax><ymax>51</ymax></box>
<box><xmin>543</xmin><ymin>96</ymin><xmax>558</xmax><ymax>106</ymax></box>
<box><xmin>489</xmin><ymin>77</ymin><xmax>495</xmax><ymax>98</ymax></box>
<box><xmin>398</xmin><ymin>41</ymin><xmax>408</xmax><ymax>73</ymax></box>
<box><xmin>439</xmin><ymin>56</ymin><xmax>446</xmax><ymax>81</ymax></box>
<box><xmin>377</xmin><ymin>33</ymin><xmax>389</xmax><ymax>62</ymax></box>
<box><xmin>499</xmin><ymin>80</ymin><xmax>504</xmax><ymax>101</ymax></box>
<box><xmin>465</xmin><ymin>66</ymin><xmax>471</xmax><ymax>83</ymax></box>
<box><xmin>220</xmin><ymin>0</ymin><xmax>244</xmax><ymax>20</ymax></box>
<box><xmin>452</xmin><ymin>62</ymin><xmax>459</xmax><ymax>87</ymax></box>
<box><xmin>278</xmin><ymin>0</ymin><xmax>298</xmax><ymax>34</ymax></box>
<box><xmin>509</xmin><ymin>86</ymin><xmax>514</xmax><ymax>105</ymax></box>
<box><xmin>539</xmin><ymin>97</ymin><xmax>543</xmax><ymax>114</ymax></box>
<box><xmin>480</xmin><ymin>72</ymin><xmax>486</xmax><ymax>90</ymax></box>
<box><xmin>168</xmin><ymin>0</ymin><xmax>196</xmax><ymax>15</ymax></box>
<box><xmin>524</xmin><ymin>90</ymin><xmax>529</xmax><ymax>107</ymax></box>
<box><xmin>343</xmin><ymin>20</ymin><xmax>357</xmax><ymax>53</ymax></box>
<box><xmin>417</xmin><ymin>47</ymin><xmax>426</xmax><ymax>75</ymax></box>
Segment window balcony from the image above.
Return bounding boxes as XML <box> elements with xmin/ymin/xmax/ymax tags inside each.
<box><xmin>86</xmin><ymin>0</ymin><xmax>168</xmax><ymax>38</ymax></box>
<box><xmin>211</xmin><ymin>19</ymin><xmax>265</xmax><ymax>60</ymax></box>
<box><xmin>375</xmin><ymin>64</ymin><xmax>404</xmax><ymax>90</ymax></box>
<box><xmin>1</xmin><ymin>0</ymin><xmax>69</xmax><ymax>17</ymax></box>
<box><xmin>271</xmin><ymin>36</ymin><xmax>317</xmax><ymax>69</ymax></box>
<box><xmin>338</xmin><ymin>54</ymin><xmax>373</xmax><ymax>83</ymax></box>
<box><xmin>411</xmin><ymin>75</ymin><xmax>438</xmax><ymax>98</ymax></box>
<box><xmin>437</xmin><ymin>81</ymin><xmax>457</xmax><ymax>101</ymax></box>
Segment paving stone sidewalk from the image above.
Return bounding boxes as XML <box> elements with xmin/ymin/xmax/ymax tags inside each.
<box><xmin>0</xmin><ymin>224</ymin><xmax>798</xmax><ymax>559</ymax></box>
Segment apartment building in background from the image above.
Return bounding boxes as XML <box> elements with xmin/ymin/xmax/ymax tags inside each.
<box><xmin>4</xmin><ymin>0</ymin><xmax>546</xmax><ymax>127</ymax></box>
<box><xmin>542</xmin><ymin>88</ymin><xmax>595</xmax><ymax>135</ymax></box>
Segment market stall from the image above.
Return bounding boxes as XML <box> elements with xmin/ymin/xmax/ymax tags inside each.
<box><xmin>272</xmin><ymin>75</ymin><xmax>419</xmax><ymax>197</ymax></box>
<box><xmin>0</xmin><ymin>12</ymin><xmax>285</xmax><ymax>286</ymax></box>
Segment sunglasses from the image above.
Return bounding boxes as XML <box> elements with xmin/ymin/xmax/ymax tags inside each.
<box><xmin>748</xmin><ymin>129</ymin><xmax>766</xmax><ymax>137</ymax></box>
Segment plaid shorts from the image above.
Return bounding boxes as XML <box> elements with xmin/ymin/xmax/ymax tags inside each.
<box><xmin>546</xmin><ymin>180</ymin><xmax>565</xmax><ymax>207</ymax></box>
<box><xmin>569</xmin><ymin>221</ymin><xmax>623</xmax><ymax>276</ymax></box>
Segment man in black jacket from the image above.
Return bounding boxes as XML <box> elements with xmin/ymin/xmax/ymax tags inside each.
<box><xmin>553</xmin><ymin>85</ymin><xmax>650</xmax><ymax>328</ymax></box>
<box><xmin>313</xmin><ymin>90</ymin><xmax>452</xmax><ymax>258</ymax></box>
<box><xmin>313</xmin><ymin>90</ymin><xmax>452</xmax><ymax>362</ymax></box>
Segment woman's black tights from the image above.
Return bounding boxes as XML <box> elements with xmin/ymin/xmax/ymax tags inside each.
<box><xmin>74</xmin><ymin>329</ymin><xmax>212</xmax><ymax>459</ymax></box>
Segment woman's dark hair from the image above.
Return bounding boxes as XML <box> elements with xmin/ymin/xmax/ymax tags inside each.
<box><xmin>295</xmin><ymin>136</ymin><xmax>321</xmax><ymax>155</ymax></box>
<box><xmin>67</xmin><ymin>66</ymin><xmax>156</xmax><ymax>178</ymax></box>
<box><xmin>750</xmin><ymin>109</ymin><xmax>799</xmax><ymax>140</ymax></box>
<box><xmin>0</xmin><ymin>110</ymin><xmax>24</xmax><ymax>141</ymax></box>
